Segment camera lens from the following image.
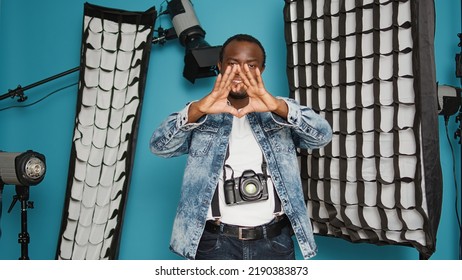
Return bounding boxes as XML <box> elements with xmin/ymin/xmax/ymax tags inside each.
<box><xmin>243</xmin><ymin>183</ymin><xmax>258</xmax><ymax>195</ymax></box>
<box><xmin>240</xmin><ymin>177</ymin><xmax>262</xmax><ymax>200</ymax></box>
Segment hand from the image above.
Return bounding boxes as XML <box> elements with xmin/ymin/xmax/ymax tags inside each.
<box><xmin>235</xmin><ymin>64</ymin><xmax>288</xmax><ymax>118</ymax></box>
<box><xmin>188</xmin><ymin>65</ymin><xmax>239</xmax><ymax>123</ymax></box>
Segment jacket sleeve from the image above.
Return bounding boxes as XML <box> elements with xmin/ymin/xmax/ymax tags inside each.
<box><xmin>149</xmin><ymin>102</ymin><xmax>207</xmax><ymax>158</ymax></box>
<box><xmin>273</xmin><ymin>97</ymin><xmax>333</xmax><ymax>149</ymax></box>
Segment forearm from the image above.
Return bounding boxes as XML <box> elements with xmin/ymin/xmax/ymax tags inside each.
<box><xmin>187</xmin><ymin>101</ymin><xmax>206</xmax><ymax>124</ymax></box>
<box><xmin>150</xmin><ymin>103</ymin><xmax>203</xmax><ymax>157</ymax></box>
<box><xmin>273</xmin><ymin>98</ymin><xmax>333</xmax><ymax>149</ymax></box>
<box><xmin>271</xmin><ymin>98</ymin><xmax>289</xmax><ymax>120</ymax></box>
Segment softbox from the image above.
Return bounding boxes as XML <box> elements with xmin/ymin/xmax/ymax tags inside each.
<box><xmin>284</xmin><ymin>0</ymin><xmax>442</xmax><ymax>259</ymax></box>
<box><xmin>56</xmin><ymin>3</ymin><xmax>156</xmax><ymax>260</ymax></box>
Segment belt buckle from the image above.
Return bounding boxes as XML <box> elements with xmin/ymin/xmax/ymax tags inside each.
<box><xmin>238</xmin><ymin>227</ymin><xmax>252</xmax><ymax>240</ymax></box>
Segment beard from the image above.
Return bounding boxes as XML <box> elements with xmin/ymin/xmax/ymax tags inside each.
<box><xmin>228</xmin><ymin>90</ymin><xmax>248</xmax><ymax>99</ymax></box>
<box><xmin>229</xmin><ymin>82</ymin><xmax>248</xmax><ymax>99</ymax></box>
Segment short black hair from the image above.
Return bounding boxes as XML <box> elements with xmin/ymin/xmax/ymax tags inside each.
<box><xmin>219</xmin><ymin>34</ymin><xmax>266</xmax><ymax>67</ymax></box>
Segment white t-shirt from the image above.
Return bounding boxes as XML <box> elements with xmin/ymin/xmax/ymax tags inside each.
<box><xmin>207</xmin><ymin>116</ymin><xmax>281</xmax><ymax>226</ymax></box>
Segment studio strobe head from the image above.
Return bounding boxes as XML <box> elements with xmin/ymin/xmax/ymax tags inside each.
<box><xmin>0</xmin><ymin>150</ymin><xmax>46</xmax><ymax>186</ymax></box>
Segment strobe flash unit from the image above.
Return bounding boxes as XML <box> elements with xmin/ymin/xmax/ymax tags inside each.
<box><xmin>167</xmin><ymin>0</ymin><xmax>221</xmax><ymax>83</ymax></box>
<box><xmin>0</xmin><ymin>150</ymin><xmax>46</xmax><ymax>260</ymax></box>
<box><xmin>0</xmin><ymin>150</ymin><xmax>46</xmax><ymax>186</ymax></box>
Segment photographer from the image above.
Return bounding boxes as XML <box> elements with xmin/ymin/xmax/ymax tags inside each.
<box><xmin>150</xmin><ymin>34</ymin><xmax>332</xmax><ymax>260</ymax></box>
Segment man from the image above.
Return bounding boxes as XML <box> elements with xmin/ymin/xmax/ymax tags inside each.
<box><xmin>150</xmin><ymin>34</ymin><xmax>332</xmax><ymax>260</ymax></box>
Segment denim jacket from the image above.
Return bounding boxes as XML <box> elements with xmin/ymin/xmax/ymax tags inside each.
<box><xmin>150</xmin><ymin>97</ymin><xmax>332</xmax><ymax>259</ymax></box>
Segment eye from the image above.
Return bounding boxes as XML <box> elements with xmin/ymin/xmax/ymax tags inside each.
<box><xmin>247</xmin><ymin>64</ymin><xmax>256</xmax><ymax>69</ymax></box>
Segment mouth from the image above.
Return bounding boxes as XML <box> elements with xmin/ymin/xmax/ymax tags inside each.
<box><xmin>231</xmin><ymin>72</ymin><xmax>243</xmax><ymax>81</ymax></box>
<box><xmin>232</xmin><ymin>77</ymin><xmax>243</xmax><ymax>84</ymax></box>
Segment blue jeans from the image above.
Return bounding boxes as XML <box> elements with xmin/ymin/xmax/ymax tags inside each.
<box><xmin>195</xmin><ymin>222</ymin><xmax>295</xmax><ymax>260</ymax></box>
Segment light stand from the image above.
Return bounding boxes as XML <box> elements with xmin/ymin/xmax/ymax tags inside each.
<box><xmin>459</xmin><ymin>2</ymin><xmax>462</xmax><ymax>260</ymax></box>
<box><xmin>456</xmin><ymin>7</ymin><xmax>462</xmax><ymax>258</ymax></box>
<box><xmin>0</xmin><ymin>150</ymin><xmax>46</xmax><ymax>260</ymax></box>
<box><xmin>456</xmin><ymin>34</ymin><xmax>462</xmax><ymax>258</ymax></box>
<box><xmin>7</xmin><ymin>186</ymin><xmax>34</xmax><ymax>260</ymax></box>
<box><xmin>455</xmin><ymin>99</ymin><xmax>462</xmax><ymax>260</ymax></box>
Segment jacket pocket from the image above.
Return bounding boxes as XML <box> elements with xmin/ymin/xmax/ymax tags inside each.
<box><xmin>190</xmin><ymin>122</ymin><xmax>220</xmax><ymax>157</ymax></box>
<box><xmin>263</xmin><ymin>122</ymin><xmax>296</xmax><ymax>155</ymax></box>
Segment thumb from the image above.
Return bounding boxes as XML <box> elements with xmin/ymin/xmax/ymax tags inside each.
<box><xmin>236</xmin><ymin>106</ymin><xmax>252</xmax><ymax>118</ymax></box>
<box><xmin>225</xmin><ymin>106</ymin><xmax>240</xmax><ymax>117</ymax></box>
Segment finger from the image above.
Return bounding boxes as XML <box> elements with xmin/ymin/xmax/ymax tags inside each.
<box><xmin>225</xmin><ymin>106</ymin><xmax>240</xmax><ymax>117</ymax></box>
<box><xmin>254</xmin><ymin>67</ymin><xmax>264</xmax><ymax>87</ymax></box>
<box><xmin>220</xmin><ymin>65</ymin><xmax>236</xmax><ymax>91</ymax></box>
<box><xmin>211</xmin><ymin>73</ymin><xmax>223</xmax><ymax>93</ymax></box>
<box><xmin>220</xmin><ymin>66</ymin><xmax>232</xmax><ymax>86</ymax></box>
<box><xmin>217</xmin><ymin>66</ymin><xmax>233</xmax><ymax>96</ymax></box>
<box><xmin>212</xmin><ymin>65</ymin><xmax>231</xmax><ymax>94</ymax></box>
<box><xmin>243</xmin><ymin>64</ymin><xmax>257</xmax><ymax>87</ymax></box>
<box><xmin>238</xmin><ymin>65</ymin><xmax>251</xmax><ymax>87</ymax></box>
<box><xmin>237</xmin><ymin>106</ymin><xmax>251</xmax><ymax>118</ymax></box>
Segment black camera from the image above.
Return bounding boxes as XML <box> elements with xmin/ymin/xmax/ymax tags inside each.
<box><xmin>223</xmin><ymin>169</ymin><xmax>269</xmax><ymax>206</ymax></box>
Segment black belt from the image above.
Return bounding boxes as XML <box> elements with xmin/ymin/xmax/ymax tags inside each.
<box><xmin>204</xmin><ymin>215</ymin><xmax>289</xmax><ymax>240</ymax></box>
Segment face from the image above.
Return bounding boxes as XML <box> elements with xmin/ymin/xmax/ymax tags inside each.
<box><xmin>218</xmin><ymin>40</ymin><xmax>265</xmax><ymax>99</ymax></box>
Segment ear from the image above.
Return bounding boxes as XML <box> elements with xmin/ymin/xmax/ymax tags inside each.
<box><xmin>260</xmin><ymin>65</ymin><xmax>265</xmax><ymax>74</ymax></box>
<box><xmin>217</xmin><ymin>61</ymin><xmax>222</xmax><ymax>72</ymax></box>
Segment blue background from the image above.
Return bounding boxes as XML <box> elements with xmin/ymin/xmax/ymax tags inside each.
<box><xmin>0</xmin><ymin>0</ymin><xmax>460</xmax><ymax>260</ymax></box>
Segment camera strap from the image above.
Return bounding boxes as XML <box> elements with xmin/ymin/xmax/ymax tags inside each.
<box><xmin>211</xmin><ymin>146</ymin><xmax>282</xmax><ymax>219</ymax></box>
